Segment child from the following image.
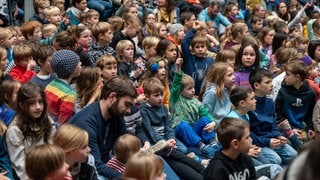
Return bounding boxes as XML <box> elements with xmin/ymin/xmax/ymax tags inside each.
<box><xmin>0</xmin><ymin>120</ymin><xmax>13</xmax><ymax>179</ymax></box>
<box><xmin>275</xmin><ymin>60</ymin><xmax>316</xmax><ymax>142</ymax></box>
<box><xmin>249</xmin><ymin>16</ymin><xmax>263</xmax><ymax>37</ymax></box>
<box><xmin>166</xmin><ymin>23</ymin><xmax>185</xmax><ymax>50</ymax></box>
<box><xmin>25</xmin><ymin>144</ymin><xmax>72</xmax><ymax>180</ymax></box>
<box><xmin>0</xmin><ymin>80</ymin><xmax>21</xmax><ymax>126</ymax></box>
<box><xmin>135</xmin><ymin>36</ymin><xmax>160</xmax><ymax>71</ymax></box>
<box><xmin>138</xmin><ymin>77</ymin><xmax>204</xmax><ymax>179</ymax></box>
<box><xmin>202</xmin><ymin>62</ymin><xmax>235</xmax><ymax>124</ymax></box>
<box><xmin>96</xmin><ymin>54</ymin><xmax>118</xmax><ymax>82</ymax></box>
<box><xmin>151</xmin><ymin>22</ymin><xmax>168</xmax><ymax>39</ymax></box>
<box><xmin>106</xmin><ymin>134</ymin><xmax>141</xmax><ymax>174</ymax></box>
<box><xmin>0</xmin><ymin>28</ymin><xmax>16</xmax><ymax>66</ymax></box>
<box><xmin>124</xmin><ymin>151</ymin><xmax>166</xmax><ymax>180</ymax></box>
<box><xmin>29</xmin><ymin>44</ymin><xmax>56</xmax><ymax>89</ymax></box>
<box><xmin>41</xmin><ymin>24</ymin><xmax>57</xmax><ymax>39</ymax></box>
<box><xmin>88</xmin><ymin>21</ymin><xmax>115</xmax><ymax>65</ymax></box>
<box><xmin>20</xmin><ymin>20</ymin><xmax>43</xmax><ymax>43</ymax></box>
<box><xmin>308</xmin><ymin>40</ymin><xmax>320</xmax><ymax>62</ymax></box>
<box><xmin>84</xmin><ymin>9</ymin><xmax>100</xmax><ymax>29</ymax></box>
<box><xmin>0</xmin><ymin>47</ymin><xmax>10</xmax><ymax>81</ymax></box>
<box><xmin>52</xmin><ymin>0</ymin><xmax>66</xmax><ymax>14</ymax></box>
<box><xmin>6</xmin><ymin>82</ymin><xmax>56</xmax><ymax>180</ymax></box>
<box><xmin>44</xmin><ymin>6</ymin><xmax>62</xmax><ymax>26</ymax></box>
<box><xmin>215</xmin><ymin>49</ymin><xmax>236</xmax><ymax>67</ymax></box>
<box><xmin>170</xmin><ymin>57</ymin><xmax>218</xmax><ymax>159</ymax></box>
<box><xmin>234</xmin><ymin>42</ymin><xmax>260</xmax><ymax>87</ymax></box>
<box><xmin>141</xmin><ymin>13</ymin><xmax>156</xmax><ymax>38</ymax></box>
<box><xmin>181</xmin><ymin>21</ymin><xmax>214</xmax><ymax>95</ymax></box>
<box><xmin>29</xmin><ymin>0</ymin><xmax>50</xmax><ymax>24</ymax></box>
<box><xmin>220</xmin><ymin>22</ymin><xmax>249</xmax><ymax>50</ymax></box>
<box><xmin>249</xmin><ymin>68</ymin><xmax>300</xmax><ymax>157</ymax></box>
<box><xmin>292</xmin><ymin>35</ymin><xmax>309</xmax><ymax>54</ymax></box>
<box><xmin>203</xmin><ymin>117</ymin><xmax>256</xmax><ymax>180</ymax></box>
<box><xmin>75</xmin><ymin>66</ymin><xmax>103</xmax><ymax>113</ymax></box>
<box><xmin>53</xmin><ymin>124</ymin><xmax>99</xmax><ymax>179</ymax></box>
<box><xmin>116</xmin><ymin>40</ymin><xmax>142</xmax><ymax>84</ymax></box>
<box><xmin>45</xmin><ymin>50</ymin><xmax>81</xmax><ymax>124</ymax></box>
<box><xmin>9</xmin><ymin>44</ymin><xmax>36</xmax><ymax>84</ymax></box>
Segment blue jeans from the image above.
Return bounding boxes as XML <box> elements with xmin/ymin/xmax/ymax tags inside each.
<box><xmin>87</xmin><ymin>0</ymin><xmax>113</xmax><ymax>21</ymax></box>
<box><xmin>174</xmin><ymin>117</ymin><xmax>216</xmax><ymax>146</ymax></box>
<box><xmin>255</xmin><ymin>164</ymin><xmax>283</xmax><ymax>179</ymax></box>
<box><xmin>260</xmin><ymin>145</ymin><xmax>297</xmax><ymax>165</ymax></box>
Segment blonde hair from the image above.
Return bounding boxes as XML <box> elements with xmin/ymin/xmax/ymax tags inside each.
<box><xmin>142</xmin><ymin>36</ymin><xmax>160</xmax><ymax>49</ymax></box>
<box><xmin>13</xmin><ymin>44</ymin><xmax>33</xmax><ymax>62</ymax></box>
<box><xmin>115</xmin><ymin>40</ymin><xmax>134</xmax><ymax>61</ymax></box>
<box><xmin>53</xmin><ymin>124</ymin><xmax>89</xmax><ymax>153</ymax></box>
<box><xmin>97</xmin><ymin>54</ymin><xmax>117</xmax><ymax>70</ymax></box>
<box><xmin>215</xmin><ymin>49</ymin><xmax>236</xmax><ymax>63</ymax></box>
<box><xmin>114</xmin><ymin>134</ymin><xmax>141</xmax><ymax>164</ymax></box>
<box><xmin>143</xmin><ymin>77</ymin><xmax>165</xmax><ymax>95</ymax></box>
<box><xmin>44</xmin><ymin>6</ymin><xmax>60</xmax><ymax>17</ymax></box>
<box><xmin>181</xmin><ymin>74</ymin><xmax>195</xmax><ymax>90</ymax></box>
<box><xmin>205</xmin><ymin>62</ymin><xmax>233</xmax><ymax>99</ymax></box>
<box><xmin>92</xmin><ymin>21</ymin><xmax>113</xmax><ymax>40</ymax></box>
<box><xmin>151</xmin><ymin>22</ymin><xmax>166</xmax><ymax>38</ymax></box>
<box><xmin>86</xmin><ymin>9</ymin><xmax>100</xmax><ymax>19</ymax></box>
<box><xmin>0</xmin><ymin>27</ymin><xmax>12</xmax><ymax>41</ymax></box>
<box><xmin>41</xmin><ymin>24</ymin><xmax>57</xmax><ymax>36</ymax></box>
<box><xmin>221</xmin><ymin>22</ymin><xmax>248</xmax><ymax>49</ymax></box>
<box><xmin>124</xmin><ymin>151</ymin><xmax>164</xmax><ymax>180</ymax></box>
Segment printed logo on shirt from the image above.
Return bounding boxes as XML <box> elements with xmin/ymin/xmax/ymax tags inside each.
<box><xmin>228</xmin><ymin>169</ymin><xmax>250</xmax><ymax>180</ymax></box>
<box><xmin>292</xmin><ymin>98</ymin><xmax>303</xmax><ymax>107</ymax></box>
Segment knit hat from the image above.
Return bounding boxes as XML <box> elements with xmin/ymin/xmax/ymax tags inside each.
<box><xmin>51</xmin><ymin>50</ymin><xmax>80</xmax><ymax>79</ymax></box>
<box><xmin>299</xmin><ymin>55</ymin><xmax>312</xmax><ymax>66</ymax></box>
<box><xmin>168</xmin><ymin>23</ymin><xmax>184</xmax><ymax>35</ymax></box>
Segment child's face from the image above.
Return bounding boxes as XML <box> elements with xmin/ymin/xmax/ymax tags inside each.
<box><xmin>129</xmin><ymin>6</ymin><xmax>138</xmax><ymax>17</ymax></box>
<box><xmin>309</xmin><ymin>64</ymin><xmax>319</xmax><ymax>79</ymax></box>
<box><xmin>49</xmin><ymin>162</ymin><xmax>72</xmax><ymax>180</ymax></box>
<box><xmin>164</xmin><ymin>43</ymin><xmax>177</xmax><ymax>62</ymax></box>
<box><xmin>11</xmin><ymin>84</ymin><xmax>21</xmax><ymax>105</ymax></box>
<box><xmin>16</xmin><ymin>32</ymin><xmax>25</xmax><ymax>45</ymax></box>
<box><xmin>54</xmin><ymin>1</ymin><xmax>65</xmax><ymax>12</ymax></box>
<box><xmin>226</xmin><ymin>57</ymin><xmax>235</xmax><ymax>67</ymax></box>
<box><xmin>28</xmin><ymin>94</ymin><xmax>44</xmax><ymax>120</ymax></box>
<box><xmin>290</xmin><ymin>29</ymin><xmax>301</xmax><ymax>38</ymax></box>
<box><xmin>152</xmin><ymin>170</ymin><xmax>166</xmax><ymax>180</ymax></box>
<box><xmin>0</xmin><ymin>54</ymin><xmax>8</xmax><ymax>71</ymax></box>
<box><xmin>207</xmin><ymin>26</ymin><xmax>215</xmax><ymax>35</ymax></box>
<box><xmin>145</xmin><ymin>91</ymin><xmax>164</xmax><ymax>106</ymax></box>
<box><xmin>264</xmin><ymin>30</ymin><xmax>275</xmax><ymax>45</ymax></box>
<box><xmin>192</xmin><ymin>43</ymin><xmax>207</xmax><ymax>58</ymax></box>
<box><xmin>102</xmin><ymin>64</ymin><xmax>117</xmax><ymax>81</ymax></box>
<box><xmin>47</xmin><ymin>14</ymin><xmax>62</xmax><ymax>26</ymax></box>
<box><xmin>16</xmin><ymin>57</ymin><xmax>32</xmax><ymax>69</ymax></box>
<box><xmin>243</xmin><ymin>92</ymin><xmax>256</xmax><ymax>112</ymax></box>
<box><xmin>284</xmin><ymin>70</ymin><xmax>299</xmax><ymax>86</ymax></box>
<box><xmin>68</xmin><ymin>144</ymin><xmax>91</xmax><ymax>163</ymax></box>
<box><xmin>70</xmin><ymin>62</ymin><xmax>82</xmax><ymax>78</ymax></box>
<box><xmin>255</xmin><ymin>76</ymin><xmax>273</xmax><ymax>95</ymax></box>
<box><xmin>87</xmin><ymin>16</ymin><xmax>99</xmax><ymax>26</ymax></box>
<box><xmin>122</xmin><ymin>46</ymin><xmax>134</xmax><ymax>61</ymax></box>
<box><xmin>42</xmin><ymin>56</ymin><xmax>53</xmax><ymax>74</ymax></box>
<box><xmin>3</xmin><ymin>33</ymin><xmax>16</xmax><ymax>48</ymax></box>
<box><xmin>175</xmin><ymin>29</ymin><xmax>185</xmax><ymax>41</ymax></box>
<box><xmin>237</xmin><ymin>128</ymin><xmax>252</xmax><ymax>154</ymax></box>
<box><xmin>159</xmin><ymin>25</ymin><xmax>168</xmax><ymax>39</ymax></box>
<box><xmin>101</xmin><ymin>30</ymin><xmax>114</xmax><ymax>44</ymax></box>
<box><xmin>181</xmin><ymin>83</ymin><xmax>195</xmax><ymax>99</ymax></box>
<box><xmin>146</xmin><ymin>45</ymin><xmax>157</xmax><ymax>57</ymax></box>
<box><xmin>126</xmin><ymin>25</ymin><xmax>141</xmax><ymax>38</ymax></box>
<box><xmin>156</xmin><ymin>61</ymin><xmax>167</xmax><ymax>81</ymax></box>
<box><xmin>146</xmin><ymin>14</ymin><xmax>156</xmax><ymax>26</ymax></box>
<box><xmin>77</xmin><ymin>29</ymin><xmax>92</xmax><ymax>48</ymax></box>
<box><xmin>223</xmin><ymin>67</ymin><xmax>235</xmax><ymax>88</ymax></box>
<box><xmin>296</xmin><ymin>42</ymin><xmax>308</xmax><ymax>51</ymax></box>
<box><xmin>315</xmin><ymin>46</ymin><xmax>320</xmax><ymax>61</ymax></box>
<box><xmin>240</xmin><ymin>26</ymin><xmax>249</xmax><ymax>39</ymax></box>
<box><xmin>252</xmin><ymin>20</ymin><xmax>263</xmax><ymax>31</ymax></box>
<box><xmin>32</xmin><ymin>27</ymin><xmax>42</xmax><ymax>41</ymax></box>
<box><xmin>241</xmin><ymin>45</ymin><xmax>256</xmax><ymax>67</ymax></box>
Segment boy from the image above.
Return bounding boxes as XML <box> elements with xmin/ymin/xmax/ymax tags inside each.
<box><xmin>45</xmin><ymin>50</ymin><xmax>81</xmax><ymax>125</ymax></box>
<box><xmin>29</xmin><ymin>0</ymin><xmax>50</xmax><ymax>24</ymax></box>
<box><xmin>135</xmin><ymin>36</ymin><xmax>160</xmax><ymax>71</ymax></box>
<box><xmin>88</xmin><ymin>22</ymin><xmax>115</xmax><ymax>65</ymax></box>
<box><xmin>203</xmin><ymin>117</ymin><xmax>256</xmax><ymax>180</ymax></box>
<box><xmin>275</xmin><ymin>59</ymin><xmax>316</xmax><ymax>142</ymax></box>
<box><xmin>249</xmin><ymin>16</ymin><xmax>263</xmax><ymax>37</ymax></box>
<box><xmin>181</xmin><ymin>21</ymin><xmax>214</xmax><ymax>95</ymax></box>
<box><xmin>248</xmin><ymin>68</ymin><xmax>298</xmax><ymax>163</ymax></box>
<box><xmin>85</xmin><ymin>9</ymin><xmax>100</xmax><ymax>29</ymax></box>
<box><xmin>96</xmin><ymin>54</ymin><xmax>117</xmax><ymax>82</ymax></box>
<box><xmin>170</xmin><ymin>57</ymin><xmax>218</xmax><ymax>158</ymax></box>
<box><xmin>20</xmin><ymin>20</ymin><xmax>43</xmax><ymax>42</ymax></box>
<box><xmin>44</xmin><ymin>6</ymin><xmax>62</xmax><ymax>27</ymax></box>
<box><xmin>9</xmin><ymin>44</ymin><xmax>36</xmax><ymax>83</ymax></box>
<box><xmin>29</xmin><ymin>44</ymin><xmax>57</xmax><ymax>89</ymax></box>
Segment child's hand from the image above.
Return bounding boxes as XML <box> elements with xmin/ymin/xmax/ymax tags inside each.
<box><xmin>0</xmin><ymin>171</ymin><xmax>9</xmax><ymax>180</ymax></box>
<box><xmin>140</xmin><ymin>141</ymin><xmax>151</xmax><ymax>151</ymax></box>
<box><xmin>135</xmin><ymin>94</ymin><xmax>146</xmax><ymax>104</ymax></box>
<box><xmin>203</xmin><ymin>122</ymin><xmax>216</xmax><ymax>133</ymax></box>
<box><xmin>248</xmin><ymin>145</ymin><xmax>261</xmax><ymax>157</ymax></box>
<box><xmin>192</xmin><ymin>21</ymin><xmax>201</xmax><ymax>31</ymax></box>
<box><xmin>175</xmin><ymin>57</ymin><xmax>183</xmax><ymax>66</ymax></box>
<box><xmin>278</xmin><ymin>136</ymin><xmax>287</xmax><ymax>146</ymax></box>
<box><xmin>167</xmin><ymin>139</ymin><xmax>176</xmax><ymax>148</ymax></box>
<box><xmin>134</xmin><ymin>66</ymin><xmax>143</xmax><ymax>78</ymax></box>
<box><xmin>293</xmin><ymin>128</ymin><xmax>303</xmax><ymax>139</ymax></box>
<box><xmin>270</xmin><ymin>138</ymin><xmax>281</xmax><ymax>149</ymax></box>
<box><xmin>27</xmin><ymin>60</ymin><xmax>36</xmax><ymax>70</ymax></box>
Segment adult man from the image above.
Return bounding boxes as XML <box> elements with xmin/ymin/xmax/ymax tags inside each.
<box><xmin>69</xmin><ymin>77</ymin><xmax>137</xmax><ymax>179</ymax></box>
<box><xmin>198</xmin><ymin>1</ymin><xmax>231</xmax><ymax>35</ymax></box>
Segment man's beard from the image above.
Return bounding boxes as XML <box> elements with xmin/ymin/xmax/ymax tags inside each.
<box><xmin>108</xmin><ymin>100</ymin><xmax>122</xmax><ymax>118</ymax></box>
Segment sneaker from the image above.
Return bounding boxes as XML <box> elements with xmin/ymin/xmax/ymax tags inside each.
<box><xmin>201</xmin><ymin>144</ymin><xmax>215</xmax><ymax>158</ymax></box>
<box><xmin>146</xmin><ymin>140</ymin><xmax>168</xmax><ymax>153</ymax></box>
<box><xmin>187</xmin><ymin>152</ymin><xmax>210</xmax><ymax>167</ymax></box>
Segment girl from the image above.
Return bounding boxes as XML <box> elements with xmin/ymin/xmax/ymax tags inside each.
<box><xmin>52</xmin><ymin>31</ymin><xmax>77</xmax><ymax>51</ymax></box>
<box><xmin>116</xmin><ymin>40</ymin><xmax>143</xmax><ymax>85</ymax></box>
<box><xmin>156</xmin><ymin>39</ymin><xmax>178</xmax><ymax>87</ymax></box>
<box><xmin>234</xmin><ymin>43</ymin><xmax>260</xmax><ymax>87</ymax></box>
<box><xmin>0</xmin><ymin>47</ymin><xmax>11</xmax><ymax>83</ymax></box>
<box><xmin>124</xmin><ymin>151</ymin><xmax>166</xmax><ymax>180</ymax></box>
<box><xmin>75</xmin><ymin>66</ymin><xmax>103</xmax><ymax>113</ymax></box>
<box><xmin>142</xmin><ymin>57</ymin><xmax>170</xmax><ymax>109</ymax></box>
<box><xmin>308</xmin><ymin>40</ymin><xmax>320</xmax><ymax>62</ymax></box>
<box><xmin>25</xmin><ymin>144</ymin><xmax>72</xmax><ymax>180</ymax></box>
<box><xmin>220</xmin><ymin>22</ymin><xmax>249</xmax><ymax>50</ymax></box>
<box><xmin>5</xmin><ymin>82</ymin><xmax>56</xmax><ymax>180</ymax></box>
<box><xmin>292</xmin><ymin>35</ymin><xmax>309</xmax><ymax>54</ymax></box>
<box><xmin>151</xmin><ymin>22</ymin><xmax>168</xmax><ymax>40</ymax></box>
<box><xmin>258</xmin><ymin>26</ymin><xmax>275</xmax><ymax>59</ymax></box>
<box><xmin>306</xmin><ymin>59</ymin><xmax>320</xmax><ymax>100</ymax></box>
<box><xmin>202</xmin><ymin>62</ymin><xmax>235</xmax><ymax>124</ymax></box>
<box><xmin>0</xmin><ymin>28</ymin><xmax>15</xmax><ymax>65</ymax></box>
<box><xmin>0</xmin><ymin>120</ymin><xmax>13</xmax><ymax>179</ymax></box>
<box><xmin>53</xmin><ymin>124</ymin><xmax>98</xmax><ymax>180</ymax></box>
<box><xmin>0</xmin><ymin>80</ymin><xmax>21</xmax><ymax>126</ymax></box>
<box><xmin>69</xmin><ymin>25</ymin><xmax>93</xmax><ymax>66</ymax></box>
<box><xmin>142</xmin><ymin>13</ymin><xmax>156</xmax><ymax>38</ymax></box>
<box><xmin>215</xmin><ymin>49</ymin><xmax>236</xmax><ymax>67</ymax></box>
<box><xmin>270</xmin><ymin>32</ymin><xmax>291</xmax><ymax>71</ymax></box>
<box><xmin>96</xmin><ymin>54</ymin><xmax>118</xmax><ymax>82</ymax></box>
<box><xmin>110</xmin><ymin>13</ymin><xmax>142</xmax><ymax>57</ymax></box>
<box><xmin>153</xmin><ymin>0</ymin><xmax>180</xmax><ymax>25</ymax></box>
<box><xmin>66</xmin><ymin>0</ymin><xmax>89</xmax><ymax>26</ymax></box>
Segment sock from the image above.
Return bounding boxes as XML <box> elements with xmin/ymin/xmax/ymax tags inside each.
<box><xmin>197</xmin><ymin>141</ymin><xmax>205</xmax><ymax>150</ymax></box>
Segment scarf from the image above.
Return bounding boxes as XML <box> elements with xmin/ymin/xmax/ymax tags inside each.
<box><xmin>239</xmin><ymin>66</ymin><xmax>256</xmax><ymax>73</ymax></box>
<box><xmin>157</xmin><ymin>8</ymin><xmax>174</xmax><ymax>25</ymax></box>
<box><xmin>68</xmin><ymin>6</ymin><xmax>89</xmax><ymax>18</ymax></box>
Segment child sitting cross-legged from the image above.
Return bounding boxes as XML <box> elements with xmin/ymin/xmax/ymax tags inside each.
<box><xmin>170</xmin><ymin>57</ymin><xmax>220</xmax><ymax>161</ymax></box>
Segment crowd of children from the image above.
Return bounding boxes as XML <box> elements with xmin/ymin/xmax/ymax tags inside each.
<box><xmin>2</xmin><ymin>0</ymin><xmax>320</xmax><ymax>179</ymax></box>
